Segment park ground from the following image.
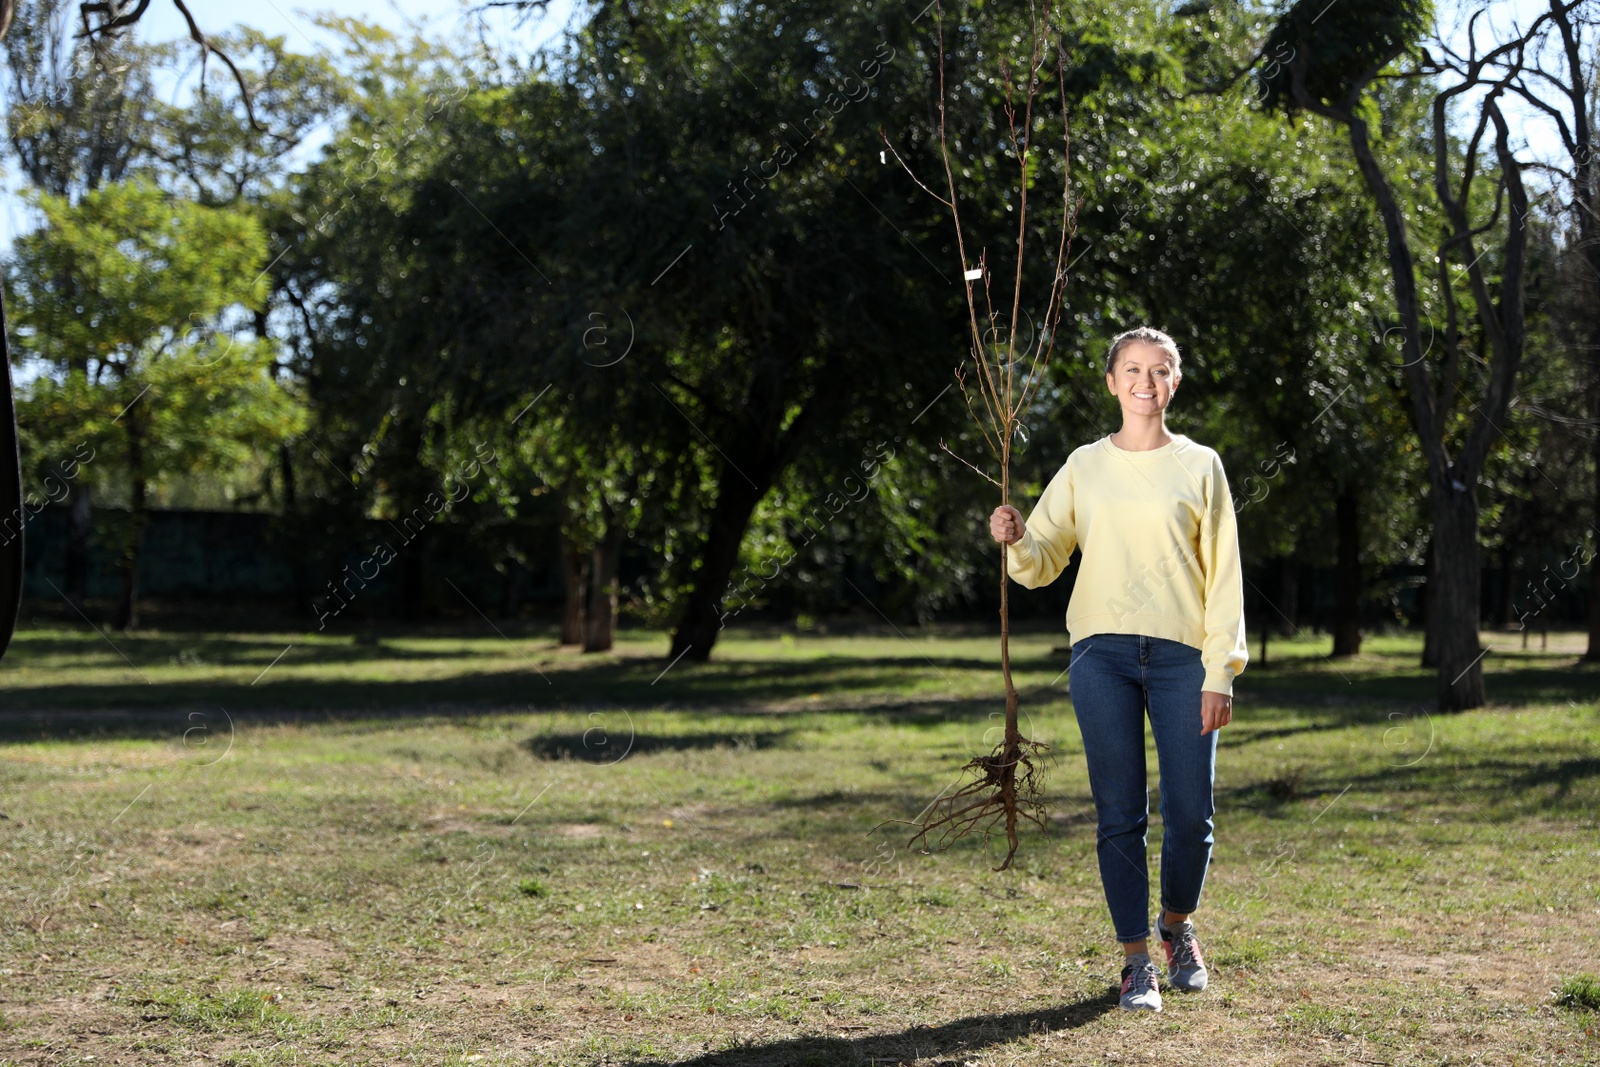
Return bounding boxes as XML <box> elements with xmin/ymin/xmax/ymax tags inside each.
<box><xmin>1</xmin><ymin>621</ymin><xmax>1598</xmax><ymax>1065</ymax></box>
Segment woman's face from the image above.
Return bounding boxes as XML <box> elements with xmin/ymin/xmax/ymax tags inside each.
<box><xmin>1105</xmin><ymin>341</ymin><xmax>1179</xmax><ymax>415</ymax></box>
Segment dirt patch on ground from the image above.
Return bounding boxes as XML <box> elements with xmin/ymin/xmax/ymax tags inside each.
<box><xmin>1360</xmin><ymin>943</ymin><xmax>1575</xmax><ymax>1004</ymax></box>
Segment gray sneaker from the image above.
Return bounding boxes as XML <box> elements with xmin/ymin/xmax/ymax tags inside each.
<box><xmin>1157</xmin><ymin>912</ymin><xmax>1209</xmax><ymax>992</ymax></box>
<box><xmin>1118</xmin><ymin>952</ymin><xmax>1163</xmax><ymax>1011</ymax></box>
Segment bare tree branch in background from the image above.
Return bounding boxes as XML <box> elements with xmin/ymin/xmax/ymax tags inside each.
<box><xmin>78</xmin><ymin>0</ymin><xmax>262</xmax><ymax>129</ymax></box>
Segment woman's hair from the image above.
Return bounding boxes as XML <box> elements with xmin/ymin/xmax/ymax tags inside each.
<box><xmin>1106</xmin><ymin>326</ymin><xmax>1183</xmax><ymax>381</ymax></box>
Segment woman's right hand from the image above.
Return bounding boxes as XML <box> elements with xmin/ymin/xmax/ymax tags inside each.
<box><xmin>990</xmin><ymin>505</ymin><xmax>1025</xmax><ymax>545</ymax></box>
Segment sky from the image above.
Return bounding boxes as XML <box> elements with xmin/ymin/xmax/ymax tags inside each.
<box><xmin>0</xmin><ymin>0</ymin><xmax>580</xmax><ymax>247</ymax></box>
<box><xmin>130</xmin><ymin>0</ymin><xmax>577</xmax><ymax>50</ymax></box>
<box><xmin>0</xmin><ymin>0</ymin><xmax>1578</xmax><ymax>250</ymax></box>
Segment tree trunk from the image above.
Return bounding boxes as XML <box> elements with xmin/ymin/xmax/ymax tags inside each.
<box><xmin>1331</xmin><ymin>486</ymin><xmax>1362</xmax><ymax>657</ymax></box>
<box><xmin>0</xmin><ymin>290</ymin><xmax>21</xmax><ymax>661</ymax></box>
<box><xmin>1588</xmin><ymin>344</ymin><xmax>1600</xmax><ymax>658</ymax></box>
<box><xmin>1278</xmin><ymin>556</ymin><xmax>1299</xmax><ymax>638</ymax></box>
<box><xmin>398</xmin><ymin>533</ymin><xmax>425</xmax><ymax>623</ymax></box>
<box><xmin>1429</xmin><ymin>482</ymin><xmax>1485</xmax><ymax>710</ymax></box>
<box><xmin>1494</xmin><ymin>542</ymin><xmax>1514</xmax><ymax>630</ymax></box>
<box><xmin>276</xmin><ymin>442</ymin><xmax>313</xmax><ymax>615</ymax></box>
<box><xmin>559</xmin><ymin>529</ymin><xmax>588</xmax><ymax>646</ymax></box>
<box><xmin>1419</xmin><ymin>534</ymin><xmax>1436</xmax><ymax>668</ymax></box>
<box><xmin>113</xmin><ymin>410</ymin><xmax>147</xmax><ymax>632</ymax></box>
<box><xmin>499</xmin><ymin>556</ymin><xmax>522</xmax><ymax>618</ymax></box>
<box><xmin>1258</xmin><ymin>577</ymin><xmax>1269</xmax><ymax>668</ymax></box>
<box><xmin>583</xmin><ymin>524</ymin><xmax>622</xmax><ymax>653</ymax></box>
<box><xmin>669</xmin><ymin>470</ymin><xmax>771</xmax><ymax>662</ymax></box>
<box><xmin>65</xmin><ymin>483</ymin><xmax>92</xmax><ymax>609</ymax></box>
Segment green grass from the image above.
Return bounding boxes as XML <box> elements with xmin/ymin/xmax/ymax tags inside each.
<box><xmin>1559</xmin><ymin>974</ymin><xmax>1600</xmax><ymax>1013</ymax></box>
<box><xmin>1</xmin><ymin>621</ymin><xmax>1598</xmax><ymax>1064</ymax></box>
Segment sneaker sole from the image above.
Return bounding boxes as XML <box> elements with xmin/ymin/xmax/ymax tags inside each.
<box><xmin>1118</xmin><ymin>996</ymin><xmax>1163</xmax><ymax>1011</ymax></box>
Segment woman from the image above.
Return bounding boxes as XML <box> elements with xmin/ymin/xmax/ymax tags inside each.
<box><xmin>988</xmin><ymin>326</ymin><xmax>1248</xmax><ymax>1013</ymax></box>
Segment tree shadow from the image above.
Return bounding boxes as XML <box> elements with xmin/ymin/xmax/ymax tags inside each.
<box><xmin>521</xmin><ymin>729</ymin><xmax>799</xmax><ymax>762</ymax></box>
<box><xmin>1216</xmin><ymin>750</ymin><xmax>1600</xmax><ymax>817</ymax></box>
<box><xmin>619</xmin><ymin>991</ymin><xmax>1119</xmax><ymax>1067</ymax></box>
<box><xmin>4</xmin><ymin>624</ymin><xmax>1595</xmax><ymax>744</ymax></box>
<box><xmin>1217</xmin><ymin>720</ymin><xmax>1354</xmax><ymax>748</ymax></box>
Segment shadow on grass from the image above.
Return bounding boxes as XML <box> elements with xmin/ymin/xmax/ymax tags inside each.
<box><xmin>1217</xmin><ymin>720</ymin><xmax>1353</xmax><ymax>748</ymax></box>
<box><xmin>1513</xmin><ymin>756</ymin><xmax>1600</xmax><ymax>799</ymax></box>
<box><xmin>522</xmin><ymin>729</ymin><xmax>800</xmax><ymax>762</ymax></box>
<box><xmin>4</xmin><ymin>630</ymin><xmax>502</xmax><ymax>666</ymax></box>
<box><xmin>0</xmin><ymin>690</ymin><xmax>1012</xmax><ymax>744</ymax></box>
<box><xmin>3</xmin><ymin>625</ymin><xmax>1598</xmax><ymax>747</ymax></box>
<box><xmin>621</xmin><ymin>991</ymin><xmax>1119</xmax><ymax>1067</ymax></box>
<box><xmin>1218</xmin><ymin>749</ymin><xmax>1600</xmax><ymax>817</ymax></box>
<box><xmin>0</xmin><ymin>634</ymin><xmax>1063</xmax><ymax>718</ymax></box>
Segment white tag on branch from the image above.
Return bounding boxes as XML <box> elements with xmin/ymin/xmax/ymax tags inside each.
<box><xmin>964</xmin><ymin>268</ymin><xmax>983</xmax><ymax>281</ymax></box>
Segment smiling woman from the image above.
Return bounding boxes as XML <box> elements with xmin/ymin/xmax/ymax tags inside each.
<box><xmin>988</xmin><ymin>324</ymin><xmax>1249</xmax><ymax>1013</ymax></box>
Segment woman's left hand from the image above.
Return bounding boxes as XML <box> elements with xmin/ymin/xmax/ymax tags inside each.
<box><xmin>1200</xmin><ymin>691</ymin><xmax>1232</xmax><ymax>735</ymax></box>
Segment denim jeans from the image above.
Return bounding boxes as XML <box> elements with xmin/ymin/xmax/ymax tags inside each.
<box><xmin>1067</xmin><ymin>633</ymin><xmax>1217</xmax><ymax>943</ymax></box>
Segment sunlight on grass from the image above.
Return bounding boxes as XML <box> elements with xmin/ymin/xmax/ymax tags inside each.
<box><xmin>1</xmin><ymin>625</ymin><xmax>1596</xmax><ymax>1064</ymax></box>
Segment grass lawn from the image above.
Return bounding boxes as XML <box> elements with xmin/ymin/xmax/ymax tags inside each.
<box><xmin>1</xmin><ymin>621</ymin><xmax>1598</xmax><ymax>1065</ymax></box>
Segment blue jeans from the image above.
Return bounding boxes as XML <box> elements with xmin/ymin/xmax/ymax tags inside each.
<box><xmin>1067</xmin><ymin>633</ymin><xmax>1217</xmax><ymax>944</ymax></box>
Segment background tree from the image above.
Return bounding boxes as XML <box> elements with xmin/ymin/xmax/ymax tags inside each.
<box><xmin>1495</xmin><ymin>2</ymin><xmax>1600</xmax><ymax>658</ymax></box>
<box><xmin>5</xmin><ymin>178</ymin><xmax>305</xmax><ymax>628</ymax></box>
<box><xmin>1261</xmin><ymin>0</ymin><xmax>1561</xmax><ymax>709</ymax></box>
<box><xmin>2</xmin><ymin>0</ymin><xmax>155</xmax><ymax>610</ymax></box>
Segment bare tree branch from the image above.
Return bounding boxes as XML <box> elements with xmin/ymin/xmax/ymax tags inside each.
<box><xmin>77</xmin><ymin>0</ymin><xmax>263</xmax><ymax>131</ymax></box>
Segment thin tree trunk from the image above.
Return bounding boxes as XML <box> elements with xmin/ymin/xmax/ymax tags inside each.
<box><xmin>398</xmin><ymin>533</ymin><xmax>424</xmax><ymax>623</ymax></box>
<box><xmin>1278</xmin><ymin>556</ymin><xmax>1299</xmax><ymax>638</ymax></box>
<box><xmin>0</xmin><ymin>290</ymin><xmax>20</xmax><ymax>660</ymax></box>
<box><xmin>1430</xmin><ymin>482</ymin><xmax>1485</xmax><ymax>710</ymax></box>
<box><xmin>583</xmin><ymin>523</ymin><xmax>622</xmax><ymax>653</ymax></box>
<box><xmin>1420</xmin><ymin>534</ymin><xmax>1437</xmax><ymax>669</ymax></box>
<box><xmin>499</xmin><ymin>556</ymin><xmax>522</xmax><ymax>618</ymax></box>
<box><xmin>113</xmin><ymin>410</ymin><xmax>146</xmax><ymax>632</ymax></box>
<box><xmin>559</xmin><ymin>529</ymin><xmax>588</xmax><ymax>646</ymax></box>
<box><xmin>1495</xmin><ymin>542</ymin><xmax>1514</xmax><ymax>630</ymax></box>
<box><xmin>997</xmin><ymin>433</ymin><xmax>1020</xmax><ymax>856</ymax></box>
<box><xmin>1331</xmin><ymin>487</ymin><xmax>1362</xmax><ymax>657</ymax></box>
<box><xmin>1588</xmin><ymin>346</ymin><xmax>1600</xmax><ymax>658</ymax></box>
<box><xmin>1542</xmin><ymin>2</ymin><xmax>1600</xmax><ymax>663</ymax></box>
<box><xmin>65</xmin><ymin>483</ymin><xmax>92</xmax><ymax>609</ymax></box>
<box><xmin>1259</xmin><ymin>594</ymin><xmax>1269</xmax><ymax>668</ymax></box>
<box><xmin>275</xmin><ymin>441</ymin><xmax>314</xmax><ymax>615</ymax></box>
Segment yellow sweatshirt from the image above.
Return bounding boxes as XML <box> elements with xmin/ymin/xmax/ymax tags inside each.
<box><xmin>1006</xmin><ymin>432</ymin><xmax>1249</xmax><ymax>696</ymax></box>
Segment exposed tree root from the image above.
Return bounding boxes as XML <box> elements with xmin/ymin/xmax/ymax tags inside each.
<box><xmin>877</xmin><ymin>721</ymin><xmax>1051</xmax><ymax>872</ymax></box>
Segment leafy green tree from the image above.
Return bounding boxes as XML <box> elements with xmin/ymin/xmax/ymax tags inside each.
<box><xmin>288</xmin><ymin>2</ymin><xmax>967</xmax><ymax>653</ymax></box>
<box><xmin>6</xmin><ymin>178</ymin><xmax>305</xmax><ymax>628</ymax></box>
<box><xmin>271</xmin><ymin>18</ymin><xmax>499</xmax><ymax>626</ymax></box>
<box><xmin>2</xmin><ymin>0</ymin><xmax>159</xmax><ymax>609</ymax></box>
